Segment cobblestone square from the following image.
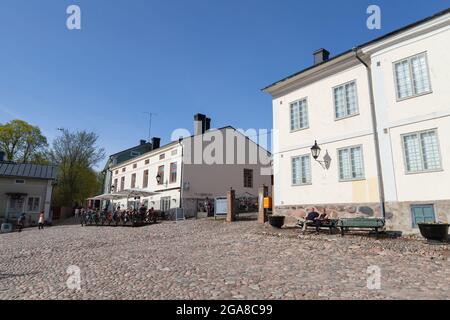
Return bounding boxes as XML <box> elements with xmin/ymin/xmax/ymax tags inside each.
<box><xmin>1</xmin><ymin>219</ymin><xmax>449</xmax><ymax>300</ymax></box>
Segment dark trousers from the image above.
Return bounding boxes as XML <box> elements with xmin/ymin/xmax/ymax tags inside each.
<box><xmin>38</xmin><ymin>223</ymin><xmax>44</xmax><ymax>230</ymax></box>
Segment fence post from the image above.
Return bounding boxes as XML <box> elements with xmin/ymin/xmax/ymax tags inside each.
<box><xmin>258</xmin><ymin>185</ymin><xmax>269</xmax><ymax>224</ymax></box>
<box><xmin>226</xmin><ymin>188</ymin><xmax>236</xmax><ymax>222</ymax></box>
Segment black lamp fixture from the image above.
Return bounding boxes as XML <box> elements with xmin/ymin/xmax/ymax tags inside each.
<box><xmin>110</xmin><ymin>185</ymin><xmax>116</xmax><ymax>193</ymax></box>
<box><xmin>156</xmin><ymin>174</ymin><xmax>162</xmax><ymax>184</ymax></box>
<box><xmin>311</xmin><ymin>140</ymin><xmax>330</xmax><ymax>169</ymax></box>
<box><xmin>311</xmin><ymin>141</ymin><xmax>321</xmax><ymax>160</ymax></box>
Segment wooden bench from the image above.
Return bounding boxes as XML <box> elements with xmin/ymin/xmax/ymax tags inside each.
<box><xmin>298</xmin><ymin>219</ymin><xmax>339</xmax><ymax>235</ymax></box>
<box><xmin>337</xmin><ymin>218</ymin><xmax>385</xmax><ymax>238</ymax></box>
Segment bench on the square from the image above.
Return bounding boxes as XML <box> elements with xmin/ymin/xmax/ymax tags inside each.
<box><xmin>298</xmin><ymin>219</ymin><xmax>339</xmax><ymax>234</ymax></box>
<box><xmin>337</xmin><ymin>218</ymin><xmax>385</xmax><ymax>238</ymax></box>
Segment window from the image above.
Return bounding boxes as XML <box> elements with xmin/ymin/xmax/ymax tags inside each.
<box><xmin>113</xmin><ymin>179</ymin><xmax>118</xmax><ymax>190</ymax></box>
<box><xmin>122</xmin><ymin>167</ymin><xmax>126</xmax><ymax>172</ymax></box>
<box><xmin>338</xmin><ymin>146</ymin><xmax>365</xmax><ymax>181</ymax></box>
<box><xmin>170</xmin><ymin>163</ymin><xmax>177</xmax><ymax>183</ymax></box>
<box><xmin>27</xmin><ymin>197</ymin><xmax>40</xmax><ymax>212</ymax></box>
<box><xmin>120</xmin><ymin>177</ymin><xmax>125</xmax><ymax>191</ymax></box>
<box><xmin>290</xmin><ymin>98</ymin><xmax>309</xmax><ymax>131</ymax></box>
<box><xmin>244</xmin><ymin>169</ymin><xmax>253</xmax><ymax>188</ymax></box>
<box><xmin>334</xmin><ymin>81</ymin><xmax>358</xmax><ymax>119</ymax></box>
<box><xmin>131</xmin><ymin>173</ymin><xmax>136</xmax><ymax>188</ymax></box>
<box><xmin>133</xmin><ymin>163</ymin><xmax>137</xmax><ymax>169</ymax></box>
<box><xmin>115</xmin><ymin>170</ymin><xmax>119</xmax><ymax>175</ymax></box>
<box><xmin>159</xmin><ymin>154</ymin><xmax>165</xmax><ymax>160</ymax></box>
<box><xmin>402</xmin><ymin>129</ymin><xmax>441</xmax><ymax>173</ymax></box>
<box><xmin>157</xmin><ymin>165</ymin><xmax>165</xmax><ymax>185</ymax></box>
<box><xmin>292</xmin><ymin>155</ymin><xmax>311</xmax><ymax>185</ymax></box>
<box><xmin>171</xmin><ymin>150</ymin><xmax>178</xmax><ymax>156</ymax></box>
<box><xmin>411</xmin><ymin>205</ymin><xmax>435</xmax><ymax>228</ymax></box>
<box><xmin>394</xmin><ymin>53</ymin><xmax>431</xmax><ymax>100</ymax></box>
<box><xmin>131</xmin><ymin>151</ymin><xmax>141</xmax><ymax>157</ymax></box>
<box><xmin>15</xmin><ymin>179</ymin><xmax>25</xmax><ymax>184</ymax></box>
<box><xmin>145</xmin><ymin>159</ymin><xmax>150</xmax><ymax>165</ymax></box>
<box><xmin>143</xmin><ymin>170</ymin><xmax>149</xmax><ymax>188</ymax></box>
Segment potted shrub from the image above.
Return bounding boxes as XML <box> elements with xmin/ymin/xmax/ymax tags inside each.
<box><xmin>418</xmin><ymin>222</ymin><xmax>449</xmax><ymax>242</ymax></box>
<box><xmin>268</xmin><ymin>215</ymin><xmax>285</xmax><ymax>229</ymax></box>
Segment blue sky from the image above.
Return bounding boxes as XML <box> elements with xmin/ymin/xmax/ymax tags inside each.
<box><xmin>0</xmin><ymin>0</ymin><xmax>448</xmax><ymax>167</ymax></box>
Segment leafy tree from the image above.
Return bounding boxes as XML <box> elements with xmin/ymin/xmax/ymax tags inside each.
<box><xmin>50</xmin><ymin>129</ymin><xmax>105</xmax><ymax>207</ymax></box>
<box><xmin>0</xmin><ymin>119</ymin><xmax>48</xmax><ymax>163</ymax></box>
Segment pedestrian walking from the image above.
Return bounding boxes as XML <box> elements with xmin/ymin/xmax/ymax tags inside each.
<box><xmin>74</xmin><ymin>207</ymin><xmax>80</xmax><ymax>219</ymax></box>
<box><xmin>38</xmin><ymin>212</ymin><xmax>45</xmax><ymax>230</ymax></box>
<box><xmin>17</xmin><ymin>212</ymin><xmax>26</xmax><ymax>233</ymax></box>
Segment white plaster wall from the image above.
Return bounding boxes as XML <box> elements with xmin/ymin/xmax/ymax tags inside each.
<box><xmin>370</xmin><ymin>22</ymin><xmax>450</xmax><ymax>202</ymax></box>
<box><xmin>272</xmin><ymin>63</ymin><xmax>378</xmax><ymax>206</ymax></box>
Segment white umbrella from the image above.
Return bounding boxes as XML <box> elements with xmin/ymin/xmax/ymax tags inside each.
<box><xmin>92</xmin><ymin>193</ymin><xmax>124</xmax><ymax>200</ymax></box>
<box><xmin>118</xmin><ymin>189</ymin><xmax>160</xmax><ymax>198</ymax></box>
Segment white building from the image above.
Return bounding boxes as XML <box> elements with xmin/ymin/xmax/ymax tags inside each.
<box><xmin>109</xmin><ymin>114</ymin><xmax>272</xmax><ymax>218</ymax></box>
<box><xmin>264</xmin><ymin>9</ymin><xmax>450</xmax><ymax>233</ymax></box>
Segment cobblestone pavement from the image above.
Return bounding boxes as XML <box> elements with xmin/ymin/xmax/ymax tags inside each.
<box><xmin>0</xmin><ymin>219</ymin><xmax>449</xmax><ymax>300</ymax></box>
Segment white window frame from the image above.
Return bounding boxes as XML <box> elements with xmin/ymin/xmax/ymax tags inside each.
<box><xmin>26</xmin><ymin>196</ymin><xmax>41</xmax><ymax>213</ymax></box>
<box><xmin>337</xmin><ymin>145</ymin><xmax>365</xmax><ymax>182</ymax></box>
<box><xmin>333</xmin><ymin>80</ymin><xmax>359</xmax><ymax>120</ymax></box>
<box><xmin>393</xmin><ymin>52</ymin><xmax>432</xmax><ymax>101</ymax></box>
<box><xmin>289</xmin><ymin>98</ymin><xmax>309</xmax><ymax>132</ymax></box>
<box><xmin>401</xmin><ymin>128</ymin><xmax>442</xmax><ymax>175</ymax></box>
<box><xmin>291</xmin><ymin>154</ymin><xmax>312</xmax><ymax>186</ymax></box>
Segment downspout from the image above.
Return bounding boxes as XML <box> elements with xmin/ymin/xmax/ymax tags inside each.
<box><xmin>353</xmin><ymin>47</ymin><xmax>386</xmax><ymax>219</ymax></box>
<box><xmin>178</xmin><ymin>138</ymin><xmax>184</xmax><ymax>210</ymax></box>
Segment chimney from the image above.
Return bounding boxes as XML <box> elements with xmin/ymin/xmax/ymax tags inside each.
<box><xmin>205</xmin><ymin>118</ymin><xmax>211</xmax><ymax>132</ymax></box>
<box><xmin>151</xmin><ymin>137</ymin><xmax>161</xmax><ymax>150</ymax></box>
<box><xmin>194</xmin><ymin>113</ymin><xmax>206</xmax><ymax>136</ymax></box>
<box><xmin>140</xmin><ymin>139</ymin><xmax>147</xmax><ymax>145</ymax></box>
<box><xmin>313</xmin><ymin>48</ymin><xmax>330</xmax><ymax>65</ymax></box>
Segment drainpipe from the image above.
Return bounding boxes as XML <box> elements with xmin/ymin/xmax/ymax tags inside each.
<box><xmin>353</xmin><ymin>47</ymin><xmax>386</xmax><ymax>219</ymax></box>
<box><xmin>178</xmin><ymin>138</ymin><xmax>184</xmax><ymax>210</ymax></box>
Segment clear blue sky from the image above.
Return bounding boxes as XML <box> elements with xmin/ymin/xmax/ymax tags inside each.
<box><xmin>0</xmin><ymin>0</ymin><xmax>448</xmax><ymax>167</ymax></box>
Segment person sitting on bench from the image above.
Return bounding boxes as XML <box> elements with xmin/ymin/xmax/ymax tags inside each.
<box><xmin>302</xmin><ymin>208</ymin><xmax>321</xmax><ymax>232</ymax></box>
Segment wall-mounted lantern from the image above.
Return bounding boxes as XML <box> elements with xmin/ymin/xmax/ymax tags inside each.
<box><xmin>311</xmin><ymin>140</ymin><xmax>331</xmax><ymax>169</ymax></box>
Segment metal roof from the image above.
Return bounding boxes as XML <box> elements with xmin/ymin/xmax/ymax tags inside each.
<box><xmin>0</xmin><ymin>162</ymin><xmax>58</xmax><ymax>180</ymax></box>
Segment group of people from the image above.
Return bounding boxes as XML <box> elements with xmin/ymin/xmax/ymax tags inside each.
<box><xmin>16</xmin><ymin>211</ymin><xmax>45</xmax><ymax>232</ymax></box>
<box><xmin>78</xmin><ymin>204</ymin><xmax>158</xmax><ymax>226</ymax></box>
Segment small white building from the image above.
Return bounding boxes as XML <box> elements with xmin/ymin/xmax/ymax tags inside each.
<box><xmin>108</xmin><ymin>114</ymin><xmax>272</xmax><ymax>218</ymax></box>
<box><xmin>264</xmin><ymin>9</ymin><xmax>450</xmax><ymax>233</ymax></box>
<box><xmin>0</xmin><ymin>159</ymin><xmax>58</xmax><ymax>224</ymax></box>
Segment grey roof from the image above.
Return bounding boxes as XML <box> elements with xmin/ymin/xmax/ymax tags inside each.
<box><xmin>0</xmin><ymin>162</ymin><xmax>58</xmax><ymax>180</ymax></box>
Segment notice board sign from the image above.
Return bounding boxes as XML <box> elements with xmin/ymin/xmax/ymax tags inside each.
<box><xmin>214</xmin><ymin>197</ymin><xmax>227</xmax><ymax>219</ymax></box>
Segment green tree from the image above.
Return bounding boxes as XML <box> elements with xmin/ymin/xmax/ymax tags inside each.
<box><xmin>50</xmin><ymin>129</ymin><xmax>105</xmax><ymax>207</ymax></box>
<box><xmin>0</xmin><ymin>119</ymin><xmax>48</xmax><ymax>163</ymax></box>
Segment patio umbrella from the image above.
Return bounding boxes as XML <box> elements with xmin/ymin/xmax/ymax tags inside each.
<box><xmin>118</xmin><ymin>189</ymin><xmax>160</xmax><ymax>198</ymax></box>
<box><xmin>92</xmin><ymin>193</ymin><xmax>125</xmax><ymax>201</ymax></box>
<box><xmin>117</xmin><ymin>189</ymin><xmax>160</xmax><ymax>211</ymax></box>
